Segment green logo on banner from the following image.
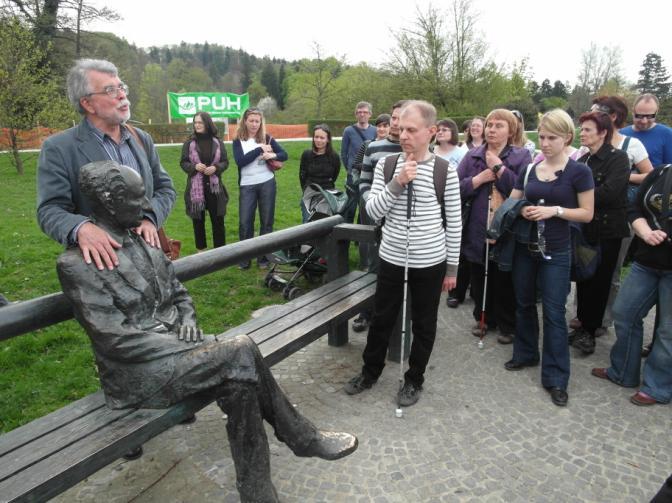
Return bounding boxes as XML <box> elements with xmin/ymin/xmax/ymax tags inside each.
<box><xmin>167</xmin><ymin>92</ymin><xmax>250</xmax><ymax>121</ymax></box>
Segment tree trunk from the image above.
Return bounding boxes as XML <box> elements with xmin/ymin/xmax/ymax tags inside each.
<box><xmin>8</xmin><ymin>129</ymin><xmax>24</xmax><ymax>175</ymax></box>
<box><xmin>75</xmin><ymin>0</ymin><xmax>83</xmax><ymax>56</ymax></box>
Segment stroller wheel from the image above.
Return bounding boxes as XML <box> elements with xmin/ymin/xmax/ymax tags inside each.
<box><xmin>283</xmin><ymin>286</ymin><xmax>302</xmax><ymax>300</ymax></box>
<box><xmin>267</xmin><ymin>274</ymin><xmax>285</xmax><ymax>292</ymax></box>
<box><xmin>264</xmin><ymin>271</ymin><xmax>274</xmax><ymax>288</ymax></box>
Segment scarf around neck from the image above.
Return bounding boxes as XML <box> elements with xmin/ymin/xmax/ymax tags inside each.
<box><xmin>188</xmin><ymin>138</ymin><xmax>222</xmax><ymax>217</ymax></box>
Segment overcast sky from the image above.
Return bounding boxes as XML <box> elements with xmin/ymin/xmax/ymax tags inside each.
<box><xmin>89</xmin><ymin>0</ymin><xmax>672</xmax><ymax>87</ymax></box>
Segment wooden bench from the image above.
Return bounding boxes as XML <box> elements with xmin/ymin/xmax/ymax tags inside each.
<box><xmin>0</xmin><ymin>219</ymin><xmax>378</xmax><ymax>503</ymax></box>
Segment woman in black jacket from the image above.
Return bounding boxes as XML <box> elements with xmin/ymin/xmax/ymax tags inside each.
<box><xmin>570</xmin><ymin>111</ymin><xmax>629</xmax><ymax>355</ymax></box>
<box><xmin>180</xmin><ymin>112</ymin><xmax>229</xmax><ymax>251</ymax></box>
<box><xmin>299</xmin><ymin>124</ymin><xmax>341</xmax><ymax>222</ymax></box>
<box><xmin>591</xmin><ymin>164</ymin><xmax>672</xmax><ymax>406</ymax></box>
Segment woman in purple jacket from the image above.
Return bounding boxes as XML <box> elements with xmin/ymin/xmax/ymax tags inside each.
<box><xmin>457</xmin><ymin>109</ymin><xmax>532</xmax><ymax>344</ymax></box>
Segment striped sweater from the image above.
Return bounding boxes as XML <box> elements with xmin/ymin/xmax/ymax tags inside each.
<box><xmin>356</xmin><ymin>137</ymin><xmax>402</xmax><ymax>204</ymax></box>
<box><xmin>366</xmin><ymin>153</ymin><xmax>461</xmax><ymax>274</ymax></box>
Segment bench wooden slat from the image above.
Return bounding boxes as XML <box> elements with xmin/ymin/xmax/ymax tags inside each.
<box><xmin>262</xmin><ymin>283</ymin><xmax>376</xmax><ymax>366</ymax></box>
<box><xmin>232</xmin><ymin>273</ymin><xmax>376</xmax><ymax>347</ymax></box>
<box><xmin>0</xmin><ymin>405</ymin><xmax>137</xmax><ymax>483</ymax></box>
<box><xmin>0</xmin><ymin>392</ymin><xmax>106</xmax><ymax>458</ymax></box>
<box><xmin>249</xmin><ymin>274</ymin><xmax>376</xmax><ymax>348</ymax></box>
<box><xmin>219</xmin><ymin>270</ymin><xmax>368</xmax><ymax>337</ymax></box>
<box><xmin>0</xmin><ymin>395</ymin><xmax>211</xmax><ymax>503</ymax></box>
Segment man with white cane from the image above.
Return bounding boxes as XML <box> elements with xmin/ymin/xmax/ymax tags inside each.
<box><xmin>344</xmin><ymin>101</ymin><xmax>462</xmax><ymax>407</ymax></box>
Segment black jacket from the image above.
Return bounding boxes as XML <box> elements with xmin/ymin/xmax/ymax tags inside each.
<box><xmin>578</xmin><ymin>143</ymin><xmax>629</xmax><ymax>242</ymax></box>
<box><xmin>488</xmin><ymin>198</ymin><xmax>533</xmax><ymax>271</ymax></box>
<box><xmin>628</xmin><ymin>164</ymin><xmax>672</xmax><ymax>270</ymax></box>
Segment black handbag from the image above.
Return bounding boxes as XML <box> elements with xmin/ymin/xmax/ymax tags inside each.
<box><xmin>570</xmin><ymin>223</ymin><xmax>601</xmax><ymax>282</ymax></box>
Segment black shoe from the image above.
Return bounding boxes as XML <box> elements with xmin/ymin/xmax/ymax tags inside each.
<box><xmin>504</xmin><ymin>359</ymin><xmax>539</xmax><ymax>371</ymax></box>
<box><xmin>298</xmin><ymin>431</ymin><xmax>358</xmax><ymax>460</ymax></box>
<box><xmin>344</xmin><ymin>373</ymin><xmax>376</xmax><ymax>395</ymax></box>
<box><xmin>546</xmin><ymin>387</ymin><xmax>568</xmax><ymax>407</ymax></box>
<box><xmin>446</xmin><ymin>296</ymin><xmax>460</xmax><ymax>308</ymax></box>
<box><xmin>397</xmin><ymin>381</ymin><xmax>422</xmax><ymax>407</ymax></box>
<box><xmin>238</xmin><ymin>262</ymin><xmax>251</xmax><ymax>270</ymax></box>
<box><xmin>257</xmin><ymin>260</ymin><xmax>270</xmax><ymax>269</ymax></box>
<box><xmin>572</xmin><ymin>330</ymin><xmax>596</xmax><ymax>355</ymax></box>
<box><xmin>352</xmin><ymin>315</ymin><xmax>370</xmax><ymax>333</ymax></box>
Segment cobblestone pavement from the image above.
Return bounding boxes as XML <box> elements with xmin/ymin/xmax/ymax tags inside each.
<box><xmin>57</xmin><ymin>292</ymin><xmax>669</xmax><ymax>503</ymax></box>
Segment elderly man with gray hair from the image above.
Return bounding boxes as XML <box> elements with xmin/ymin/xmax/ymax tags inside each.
<box><xmin>37</xmin><ymin>58</ymin><xmax>176</xmax><ymax>270</ymax></box>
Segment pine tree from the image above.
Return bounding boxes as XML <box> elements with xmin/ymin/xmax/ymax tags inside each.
<box><xmin>637</xmin><ymin>52</ymin><xmax>670</xmax><ymax>99</ymax></box>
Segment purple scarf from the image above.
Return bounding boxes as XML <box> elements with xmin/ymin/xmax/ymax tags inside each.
<box><xmin>188</xmin><ymin>139</ymin><xmax>222</xmax><ymax>217</ymax></box>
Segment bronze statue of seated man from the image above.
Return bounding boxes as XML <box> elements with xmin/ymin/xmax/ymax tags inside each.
<box><xmin>56</xmin><ymin>160</ymin><xmax>357</xmax><ymax>503</ymax></box>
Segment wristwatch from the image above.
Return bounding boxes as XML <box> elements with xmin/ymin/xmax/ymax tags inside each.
<box><xmin>555</xmin><ymin>206</ymin><xmax>564</xmax><ymax>217</ymax></box>
<box><xmin>492</xmin><ymin>163</ymin><xmax>503</xmax><ymax>174</ymax></box>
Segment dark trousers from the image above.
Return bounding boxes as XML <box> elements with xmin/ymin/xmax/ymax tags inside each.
<box><xmin>214</xmin><ymin>337</ymin><xmax>317</xmax><ymax>502</ymax></box>
<box><xmin>652</xmin><ymin>473</ymin><xmax>672</xmax><ymax>502</ymax></box>
<box><xmin>344</xmin><ymin>171</ymin><xmax>357</xmax><ymax>224</ymax></box>
<box><xmin>469</xmin><ymin>259</ymin><xmax>516</xmax><ymax>333</ymax></box>
<box><xmin>362</xmin><ymin>259</ymin><xmax>446</xmax><ymax>387</ymax></box>
<box><xmin>239</xmin><ymin>178</ymin><xmax>276</xmax><ymax>263</ymax></box>
<box><xmin>192</xmin><ymin>185</ymin><xmax>225</xmax><ymax>250</ymax></box>
<box><xmin>577</xmin><ymin>238</ymin><xmax>622</xmax><ymax>335</ymax></box>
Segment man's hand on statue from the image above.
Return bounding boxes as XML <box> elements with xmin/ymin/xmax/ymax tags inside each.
<box><xmin>77</xmin><ymin>222</ymin><xmax>122</xmax><ymax>270</ymax></box>
<box><xmin>134</xmin><ymin>219</ymin><xmax>160</xmax><ymax>248</ymax></box>
<box><xmin>178</xmin><ymin>325</ymin><xmax>204</xmax><ymax>343</ymax></box>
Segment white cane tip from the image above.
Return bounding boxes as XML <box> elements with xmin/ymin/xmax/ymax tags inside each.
<box><xmin>395</xmin><ymin>408</ymin><xmax>403</xmax><ymax>418</ymax></box>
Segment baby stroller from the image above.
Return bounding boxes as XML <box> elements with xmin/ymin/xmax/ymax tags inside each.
<box><xmin>263</xmin><ymin>183</ymin><xmax>357</xmax><ymax>300</ymax></box>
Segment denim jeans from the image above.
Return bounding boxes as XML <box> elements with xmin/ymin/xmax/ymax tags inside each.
<box><xmin>607</xmin><ymin>262</ymin><xmax>672</xmax><ymax>403</ymax></box>
<box><xmin>238</xmin><ymin>178</ymin><xmax>276</xmax><ymax>263</ymax></box>
<box><xmin>512</xmin><ymin>242</ymin><xmax>571</xmax><ymax>390</ymax></box>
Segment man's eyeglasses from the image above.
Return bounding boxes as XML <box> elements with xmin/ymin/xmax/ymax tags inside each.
<box><xmin>634</xmin><ymin>113</ymin><xmax>657</xmax><ymax>120</ymax></box>
<box><xmin>86</xmin><ymin>84</ymin><xmax>129</xmax><ymax>98</ymax></box>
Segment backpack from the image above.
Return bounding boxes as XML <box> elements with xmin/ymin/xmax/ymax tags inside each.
<box><xmin>382</xmin><ymin>153</ymin><xmax>450</xmax><ymax>227</ymax></box>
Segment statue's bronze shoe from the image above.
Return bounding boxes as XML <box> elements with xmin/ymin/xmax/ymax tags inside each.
<box><xmin>299</xmin><ymin>431</ymin><xmax>358</xmax><ymax>460</ymax></box>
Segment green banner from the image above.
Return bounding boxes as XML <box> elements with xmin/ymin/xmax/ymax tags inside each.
<box><xmin>167</xmin><ymin>92</ymin><xmax>249</xmax><ymax>121</ymax></box>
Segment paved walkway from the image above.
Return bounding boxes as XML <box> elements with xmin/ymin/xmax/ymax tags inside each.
<box><xmin>57</xmin><ymin>292</ymin><xmax>669</xmax><ymax>502</ymax></box>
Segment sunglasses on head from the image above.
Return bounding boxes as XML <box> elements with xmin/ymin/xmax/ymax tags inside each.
<box><xmin>592</xmin><ymin>104</ymin><xmax>612</xmax><ymax>114</ymax></box>
<box><xmin>634</xmin><ymin>113</ymin><xmax>656</xmax><ymax>120</ymax></box>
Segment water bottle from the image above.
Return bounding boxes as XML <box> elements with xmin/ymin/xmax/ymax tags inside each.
<box><xmin>537</xmin><ymin>199</ymin><xmax>545</xmax><ymax>236</ymax></box>
<box><xmin>536</xmin><ymin>199</ymin><xmax>551</xmax><ymax>259</ymax></box>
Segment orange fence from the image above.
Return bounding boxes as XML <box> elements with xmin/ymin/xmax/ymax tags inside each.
<box><xmin>1</xmin><ymin>127</ymin><xmax>60</xmax><ymax>150</ymax></box>
<box><xmin>2</xmin><ymin>124</ymin><xmax>310</xmax><ymax>150</ymax></box>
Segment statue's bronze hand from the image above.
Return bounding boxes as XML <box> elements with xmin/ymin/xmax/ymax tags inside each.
<box><xmin>178</xmin><ymin>325</ymin><xmax>203</xmax><ymax>343</ymax></box>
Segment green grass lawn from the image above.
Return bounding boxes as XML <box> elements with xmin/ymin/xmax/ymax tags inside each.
<box><xmin>0</xmin><ymin>139</ymin><xmax>351</xmax><ymax>432</ymax></box>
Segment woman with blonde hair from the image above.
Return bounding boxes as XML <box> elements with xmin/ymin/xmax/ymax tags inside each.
<box><xmin>457</xmin><ymin>109</ymin><xmax>532</xmax><ymax>345</ymax></box>
<box><xmin>504</xmin><ymin>109</ymin><xmax>595</xmax><ymax>407</ymax></box>
<box><xmin>232</xmin><ymin>107</ymin><xmax>288</xmax><ymax>269</ymax></box>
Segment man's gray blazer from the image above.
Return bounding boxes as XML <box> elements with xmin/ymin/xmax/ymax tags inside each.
<box><xmin>37</xmin><ymin>119</ymin><xmax>176</xmax><ymax>245</ymax></box>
